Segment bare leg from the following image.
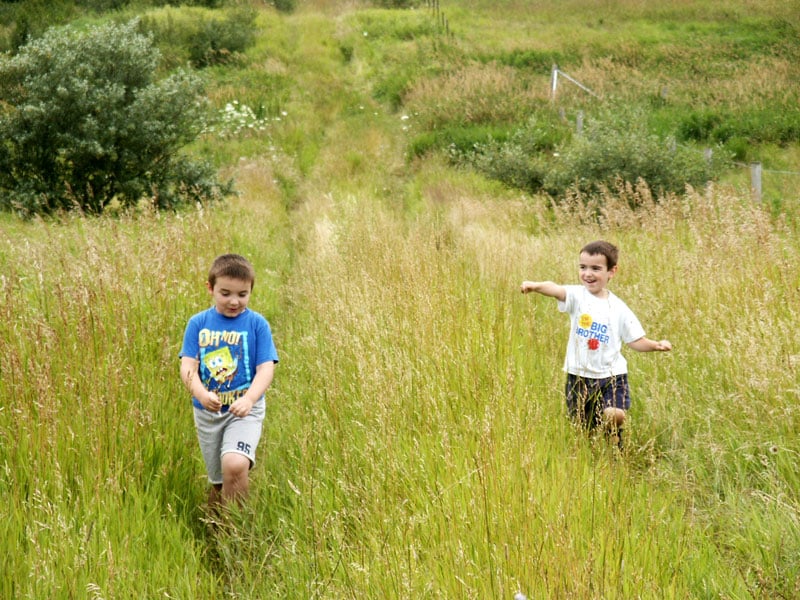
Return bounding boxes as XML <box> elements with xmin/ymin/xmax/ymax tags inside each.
<box><xmin>221</xmin><ymin>453</ymin><xmax>252</xmax><ymax>504</ymax></box>
<box><xmin>602</xmin><ymin>407</ymin><xmax>626</xmax><ymax>449</ymax></box>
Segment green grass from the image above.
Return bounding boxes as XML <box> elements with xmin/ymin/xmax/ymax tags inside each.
<box><xmin>2</xmin><ymin>0</ymin><xmax>800</xmax><ymax>598</ymax></box>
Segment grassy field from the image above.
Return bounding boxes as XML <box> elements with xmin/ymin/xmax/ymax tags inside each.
<box><xmin>1</xmin><ymin>0</ymin><xmax>799</xmax><ymax>598</ymax></box>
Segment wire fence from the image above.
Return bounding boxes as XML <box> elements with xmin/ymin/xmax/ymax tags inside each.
<box><xmin>737</xmin><ymin>162</ymin><xmax>800</xmax><ymax>205</ymax></box>
<box><xmin>423</xmin><ymin>0</ymin><xmax>452</xmax><ymax>37</ymax></box>
<box><xmin>550</xmin><ymin>65</ymin><xmax>800</xmax><ymax>206</ymax></box>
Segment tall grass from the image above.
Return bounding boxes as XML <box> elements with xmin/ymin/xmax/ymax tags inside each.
<box><xmin>2</xmin><ymin>1</ymin><xmax>800</xmax><ymax>598</ymax></box>
<box><xmin>263</xmin><ymin>168</ymin><xmax>798</xmax><ymax>597</ymax></box>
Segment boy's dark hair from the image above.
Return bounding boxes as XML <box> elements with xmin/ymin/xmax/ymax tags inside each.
<box><xmin>580</xmin><ymin>240</ymin><xmax>618</xmax><ymax>270</ymax></box>
<box><xmin>208</xmin><ymin>254</ymin><xmax>256</xmax><ymax>289</ymax></box>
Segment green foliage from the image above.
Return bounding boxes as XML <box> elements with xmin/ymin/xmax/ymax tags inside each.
<box><xmin>450</xmin><ymin>114</ymin><xmax>561</xmax><ymax>194</ymax></box>
<box><xmin>453</xmin><ymin>115</ymin><xmax>567</xmax><ymax>193</ymax></box>
<box><xmin>489</xmin><ymin>48</ymin><xmax>573</xmax><ymax>73</ymax></box>
<box><xmin>187</xmin><ymin>8</ymin><xmax>258</xmax><ymax>68</ymax></box>
<box><xmin>371</xmin><ymin>0</ymin><xmax>422</xmax><ymax>8</ymax></box>
<box><xmin>372</xmin><ymin>64</ymin><xmax>418</xmax><ymax>110</ymax></box>
<box><xmin>355</xmin><ymin>9</ymin><xmax>437</xmax><ymax>40</ymax></box>
<box><xmin>271</xmin><ymin>0</ymin><xmax>296</xmax><ymax>13</ymax></box>
<box><xmin>408</xmin><ymin>124</ymin><xmax>511</xmax><ymax>159</ymax></box>
<box><xmin>139</xmin><ymin>7</ymin><xmax>258</xmax><ymax>69</ymax></box>
<box><xmin>0</xmin><ymin>19</ymin><xmax>233</xmax><ymax>216</ymax></box>
<box><xmin>456</xmin><ymin>108</ymin><xmax>730</xmax><ymax>201</ymax></box>
<box><xmin>544</xmin><ymin>109</ymin><xmax>731</xmax><ymax>201</ymax></box>
<box><xmin>0</xmin><ymin>0</ymin><xmax>77</xmax><ymax>53</ymax></box>
<box><xmin>677</xmin><ymin>105</ymin><xmax>800</xmax><ymax>147</ymax></box>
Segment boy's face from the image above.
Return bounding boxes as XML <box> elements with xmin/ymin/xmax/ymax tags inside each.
<box><xmin>578</xmin><ymin>251</ymin><xmax>616</xmax><ymax>297</ymax></box>
<box><xmin>207</xmin><ymin>276</ymin><xmax>252</xmax><ymax>318</ymax></box>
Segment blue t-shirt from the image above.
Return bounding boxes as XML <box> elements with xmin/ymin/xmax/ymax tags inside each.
<box><xmin>179</xmin><ymin>307</ymin><xmax>279</xmax><ymax>411</ymax></box>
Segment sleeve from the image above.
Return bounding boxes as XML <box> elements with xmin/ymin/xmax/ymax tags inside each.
<box><xmin>254</xmin><ymin>315</ymin><xmax>279</xmax><ymax>365</ymax></box>
<box><xmin>557</xmin><ymin>285</ymin><xmax>576</xmax><ymax>314</ymax></box>
<box><xmin>619</xmin><ymin>305</ymin><xmax>645</xmax><ymax>343</ymax></box>
<box><xmin>179</xmin><ymin>314</ymin><xmax>201</xmax><ymax>360</ymax></box>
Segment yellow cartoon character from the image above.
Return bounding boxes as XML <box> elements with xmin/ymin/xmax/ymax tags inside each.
<box><xmin>203</xmin><ymin>346</ymin><xmax>239</xmax><ymax>384</ymax></box>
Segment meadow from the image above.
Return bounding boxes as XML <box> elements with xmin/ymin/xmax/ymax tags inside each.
<box><xmin>1</xmin><ymin>0</ymin><xmax>799</xmax><ymax>598</ymax></box>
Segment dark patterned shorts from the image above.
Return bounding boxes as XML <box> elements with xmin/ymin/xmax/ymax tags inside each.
<box><xmin>565</xmin><ymin>373</ymin><xmax>630</xmax><ymax>429</ymax></box>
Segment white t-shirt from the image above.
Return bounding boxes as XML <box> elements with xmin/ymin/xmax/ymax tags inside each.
<box><xmin>557</xmin><ymin>285</ymin><xmax>645</xmax><ymax>378</ymax></box>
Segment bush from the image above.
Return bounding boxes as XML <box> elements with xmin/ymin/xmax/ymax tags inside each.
<box><xmin>458</xmin><ymin>114</ymin><xmax>569</xmax><ymax>194</ymax></box>
<box><xmin>544</xmin><ymin>109</ymin><xmax>731</xmax><ymax>201</ymax></box>
<box><xmin>187</xmin><ymin>8</ymin><xmax>258</xmax><ymax>68</ymax></box>
<box><xmin>455</xmin><ymin>109</ymin><xmax>730</xmax><ymax>202</ymax></box>
<box><xmin>1</xmin><ymin>0</ymin><xmax>77</xmax><ymax>53</ymax></box>
<box><xmin>272</xmin><ymin>0</ymin><xmax>296</xmax><ymax>13</ymax></box>
<box><xmin>0</xmin><ymin>19</ymin><xmax>233</xmax><ymax>217</ymax></box>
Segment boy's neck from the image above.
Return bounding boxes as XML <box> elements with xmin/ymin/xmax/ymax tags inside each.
<box><xmin>589</xmin><ymin>287</ymin><xmax>610</xmax><ymax>299</ymax></box>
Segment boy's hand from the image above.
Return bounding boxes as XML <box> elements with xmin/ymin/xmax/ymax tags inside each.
<box><xmin>655</xmin><ymin>339</ymin><xmax>672</xmax><ymax>352</ymax></box>
<box><xmin>519</xmin><ymin>280</ymin><xmax>567</xmax><ymax>301</ymax></box>
<box><xmin>229</xmin><ymin>396</ymin><xmax>255</xmax><ymax>418</ymax></box>
<box><xmin>202</xmin><ymin>390</ymin><xmax>222</xmax><ymax>412</ymax></box>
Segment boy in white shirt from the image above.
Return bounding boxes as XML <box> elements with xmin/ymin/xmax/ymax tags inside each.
<box><xmin>521</xmin><ymin>240</ymin><xmax>671</xmax><ymax>449</ymax></box>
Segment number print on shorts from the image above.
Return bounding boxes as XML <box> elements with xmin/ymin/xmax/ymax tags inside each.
<box><xmin>237</xmin><ymin>441</ymin><xmax>252</xmax><ymax>454</ymax></box>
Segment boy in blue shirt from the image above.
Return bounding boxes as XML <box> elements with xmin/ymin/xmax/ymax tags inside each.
<box><xmin>521</xmin><ymin>240</ymin><xmax>671</xmax><ymax>449</ymax></box>
<box><xmin>180</xmin><ymin>254</ymin><xmax>279</xmax><ymax>505</ymax></box>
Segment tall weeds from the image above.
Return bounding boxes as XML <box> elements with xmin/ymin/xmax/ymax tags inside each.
<box><xmin>2</xmin><ymin>1</ymin><xmax>799</xmax><ymax>598</ymax></box>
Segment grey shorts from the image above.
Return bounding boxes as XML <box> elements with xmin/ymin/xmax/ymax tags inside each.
<box><xmin>193</xmin><ymin>399</ymin><xmax>266</xmax><ymax>485</ymax></box>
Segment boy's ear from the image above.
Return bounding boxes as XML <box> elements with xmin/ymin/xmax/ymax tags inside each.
<box><xmin>608</xmin><ymin>265</ymin><xmax>618</xmax><ymax>277</ymax></box>
<box><xmin>205</xmin><ymin>280</ymin><xmax>214</xmax><ymax>293</ymax></box>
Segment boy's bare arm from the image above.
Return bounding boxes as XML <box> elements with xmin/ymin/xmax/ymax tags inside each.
<box><xmin>520</xmin><ymin>280</ymin><xmax>567</xmax><ymax>302</ymax></box>
<box><xmin>627</xmin><ymin>337</ymin><xmax>672</xmax><ymax>352</ymax></box>
<box><xmin>229</xmin><ymin>361</ymin><xmax>276</xmax><ymax>417</ymax></box>
<box><xmin>180</xmin><ymin>356</ymin><xmax>221</xmax><ymax>411</ymax></box>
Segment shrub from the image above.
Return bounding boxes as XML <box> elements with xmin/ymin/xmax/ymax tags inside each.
<box><xmin>458</xmin><ymin>114</ymin><xmax>569</xmax><ymax>194</ymax></box>
<box><xmin>272</xmin><ymin>0</ymin><xmax>296</xmax><ymax>13</ymax></box>
<box><xmin>544</xmin><ymin>109</ymin><xmax>731</xmax><ymax>201</ymax></box>
<box><xmin>2</xmin><ymin>0</ymin><xmax>76</xmax><ymax>53</ymax></box>
<box><xmin>456</xmin><ymin>108</ymin><xmax>730</xmax><ymax>202</ymax></box>
<box><xmin>0</xmin><ymin>19</ymin><xmax>233</xmax><ymax>217</ymax></box>
<box><xmin>466</xmin><ymin>138</ymin><xmax>552</xmax><ymax>194</ymax></box>
<box><xmin>187</xmin><ymin>8</ymin><xmax>258</xmax><ymax>68</ymax></box>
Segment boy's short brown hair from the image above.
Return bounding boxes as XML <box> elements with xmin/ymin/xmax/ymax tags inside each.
<box><xmin>207</xmin><ymin>254</ymin><xmax>256</xmax><ymax>289</ymax></box>
<box><xmin>580</xmin><ymin>240</ymin><xmax>619</xmax><ymax>270</ymax></box>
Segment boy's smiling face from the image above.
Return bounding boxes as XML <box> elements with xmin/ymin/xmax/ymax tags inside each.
<box><xmin>207</xmin><ymin>276</ymin><xmax>252</xmax><ymax>317</ymax></box>
<box><xmin>579</xmin><ymin>251</ymin><xmax>616</xmax><ymax>297</ymax></box>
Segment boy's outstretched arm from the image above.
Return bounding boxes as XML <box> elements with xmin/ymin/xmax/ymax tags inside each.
<box><xmin>520</xmin><ymin>280</ymin><xmax>567</xmax><ymax>301</ymax></box>
<box><xmin>628</xmin><ymin>337</ymin><xmax>672</xmax><ymax>352</ymax></box>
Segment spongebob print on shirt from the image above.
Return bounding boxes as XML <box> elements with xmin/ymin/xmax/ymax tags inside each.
<box><xmin>198</xmin><ymin>327</ymin><xmax>251</xmax><ymax>406</ymax></box>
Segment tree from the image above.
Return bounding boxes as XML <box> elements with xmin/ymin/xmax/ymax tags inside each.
<box><xmin>0</xmin><ymin>19</ymin><xmax>233</xmax><ymax>216</ymax></box>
